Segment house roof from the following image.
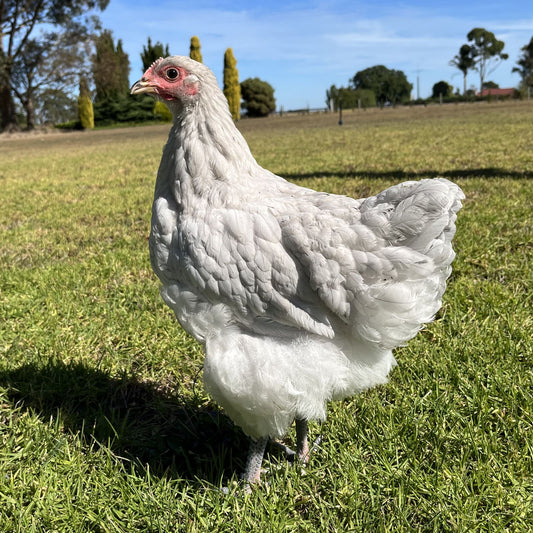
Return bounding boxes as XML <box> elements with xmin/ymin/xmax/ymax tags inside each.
<box><xmin>478</xmin><ymin>88</ymin><xmax>516</xmax><ymax>97</ymax></box>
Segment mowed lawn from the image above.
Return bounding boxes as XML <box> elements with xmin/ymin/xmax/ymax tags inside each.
<box><xmin>0</xmin><ymin>101</ymin><xmax>532</xmax><ymax>531</ymax></box>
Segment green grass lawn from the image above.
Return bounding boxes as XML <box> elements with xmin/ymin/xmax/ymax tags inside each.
<box><xmin>1</xmin><ymin>101</ymin><xmax>532</xmax><ymax>531</ymax></box>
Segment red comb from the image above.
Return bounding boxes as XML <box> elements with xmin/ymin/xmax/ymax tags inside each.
<box><xmin>145</xmin><ymin>57</ymin><xmax>165</xmax><ymax>76</ymax></box>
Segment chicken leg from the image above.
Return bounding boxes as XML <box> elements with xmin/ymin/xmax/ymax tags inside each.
<box><xmin>242</xmin><ymin>418</ymin><xmax>313</xmax><ymax>488</ymax></box>
<box><xmin>295</xmin><ymin>418</ymin><xmax>310</xmax><ymax>463</ymax></box>
<box><xmin>242</xmin><ymin>436</ymin><xmax>269</xmax><ymax>486</ymax></box>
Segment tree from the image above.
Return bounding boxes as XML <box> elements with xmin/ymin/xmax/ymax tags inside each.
<box><xmin>240</xmin><ymin>78</ymin><xmax>276</xmax><ymax>117</ymax></box>
<box><xmin>10</xmin><ymin>39</ymin><xmax>47</xmax><ymax>129</ymax></box>
<box><xmin>513</xmin><ymin>36</ymin><xmax>533</xmax><ymax>92</ymax></box>
<box><xmin>93</xmin><ymin>31</ymin><xmax>155</xmax><ymax>125</ymax></box>
<box><xmin>189</xmin><ymin>36</ymin><xmax>203</xmax><ymax>63</ymax></box>
<box><xmin>449</xmin><ymin>44</ymin><xmax>476</xmax><ymax>96</ymax></box>
<box><xmin>467</xmin><ymin>28</ymin><xmax>508</xmax><ymax>92</ymax></box>
<box><xmin>78</xmin><ymin>76</ymin><xmax>94</xmax><ymax>129</ymax></box>
<box><xmin>93</xmin><ymin>30</ymin><xmax>130</xmax><ymax>102</ymax></box>
<box><xmin>482</xmin><ymin>81</ymin><xmax>499</xmax><ymax>90</ymax></box>
<box><xmin>37</xmin><ymin>89</ymin><xmax>77</xmax><ymax>124</ymax></box>
<box><xmin>0</xmin><ymin>0</ymin><xmax>108</xmax><ymax>131</ymax></box>
<box><xmin>431</xmin><ymin>81</ymin><xmax>453</xmax><ymax>99</ymax></box>
<box><xmin>141</xmin><ymin>37</ymin><xmax>170</xmax><ymax>71</ymax></box>
<box><xmin>10</xmin><ymin>27</ymin><xmax>92</xmax><ymax>129</ymax></box>
<box><xmin>92</xmin><ymin>33</ymin><xmax>163</xmax><ymax>125</ymax></box>
<box><xmin>140</xmin><ymin>37</ymin><xmax>172</xmax><ymax>122</ymax></box>
<box><xmin>223</xmin><ymin>48</ymin><xmax>241</xmax><ymax>121</ymax></box>
<box><xmin>351</xmin><ymin>65</ymin><xmax>412</xmax><ymax>105</ymax></box>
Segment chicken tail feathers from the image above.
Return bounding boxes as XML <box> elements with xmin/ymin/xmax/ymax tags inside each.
<box><xmin>361</xmin><ymin>177</ymin><xmax>464</xmax><ymax>253</ymax></box>
<box><xmin>354</xmin><ymin>178</ymin><xmax>464</xmax><ymax>349</ymax></box>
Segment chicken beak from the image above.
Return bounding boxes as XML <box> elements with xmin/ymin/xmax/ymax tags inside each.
<box><xmin>130</xmin><ymin>79</ymin><xmax>157</xmax><ymax>95</ymax></box>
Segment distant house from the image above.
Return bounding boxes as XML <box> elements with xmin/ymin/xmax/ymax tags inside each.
<box><xmin>477</xmin><ymin>88</ymin><xmax>517</xmax><ymax>98</ymax></box>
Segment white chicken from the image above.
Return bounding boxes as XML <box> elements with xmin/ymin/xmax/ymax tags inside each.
<box><xmin>131</xmin><ymin>56</ymin><xmax>464</xmax><ymax>487</ymax></box>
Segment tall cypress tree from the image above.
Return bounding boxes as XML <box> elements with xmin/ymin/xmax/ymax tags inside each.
<box><xmin>141</xmin><ymin>37</ymin><xmax>170</xmax><ymax>70</ymax></box>
<box><xmin>93</xmin><ymin>30</ymin><xmax>130</xmax><ymax>102</ymax></box>
<box><xmin>189</xmin><ymin>36</ymin><xmax>203</xmax><ymax>63</ymax></box>
<box><xmin>93</xmin><ymin>30</ymin><xmax>115</xmax><ymax>102</ymax></box>
<box><xmin>223</xmin><ymin>48</ymin><xmax>241</xmax><ymax>121</ymax></box>
<box><xmin>140</xmin><ymin>37</ymin><xmax>172</xmax><ymax>122</ymax></box>
<box><xmin>115</xmin><ymin>40</ymin><xmax>131</xmax><ymax>95</ymax></box>
<box><xmin>78</xmin><ymin>76</ymin><xmax>94</xmax><ymax>129</ymax></box>
<box><xmin>93</xmin><ymin>30</ymin><xmax>153</xmax><ymax>124</ymax></box>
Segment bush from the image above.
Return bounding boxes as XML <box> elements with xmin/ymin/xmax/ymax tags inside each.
<box><xmin>54</xmin><ymin>120</ymin><xmax>83</xmax><ymax>130</ymax></box>
<box><xmin>94</xmin><ymin>94</ymin><xmax>155</xmax><ymax>125</ymax></box>
<box><xmin>327</xmin><ymin>86</ymin><xmax>376</xmax><ymax>110</ymax></box>
<box><xmin>78</xmin><ymin>95</ymin><xmax>94</xmax><ymax>129</ymax></box>
<box><xmin>153</xmin><ymin>101</ymin><xmax>172</xmax><ymax>122</ymax></box>
<box><xmin>241</xmin><ymin>78</ymin><xmax>276</xmax><ymax>117</ymax></box>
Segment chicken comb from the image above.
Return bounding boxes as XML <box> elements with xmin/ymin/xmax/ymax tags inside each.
<box><xmin>151</xmin><ymin>57</ymin><xmax>164</xmax><ymax>69</ymax></box>
<box><xmin>145</xmin><ymin>57</ymin><xmax>165</xmax><ymax>74</ymax></box>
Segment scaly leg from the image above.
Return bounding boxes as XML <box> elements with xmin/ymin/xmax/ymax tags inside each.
<box><xmin>295</xmin><ymin>418</ymin><xmax>310</xmax><ymax>463</ymax></box>
<box><xmin>242</xmin><ymin>436</ymin><xmax>269</xmax><ymax>486</ymax></box>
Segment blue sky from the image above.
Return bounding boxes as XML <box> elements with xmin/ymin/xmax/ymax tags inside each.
<box><xmin>99</xmin><ymin>0</ymin><xmax>533</xmax><ymax>109</ymax></box>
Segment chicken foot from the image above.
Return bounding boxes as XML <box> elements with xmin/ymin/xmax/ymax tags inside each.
<box><xmin>241</xmin><ymin>419</ymin><xmax>322</xmax><ymax>491</ymax></box>
<box><xmin>242</xmin><ymin>436</ymin><xmax>269</xmax><ymax>486</ymax></box>
<box><xmin>275</xmin><ymin>418</ymin><xmax>322</xmax><ymax>463</ymax></box>
<box><xmin>295</xmin><ymin>418</ymin><xmax>310</xmax><ymax>462</ymax></box>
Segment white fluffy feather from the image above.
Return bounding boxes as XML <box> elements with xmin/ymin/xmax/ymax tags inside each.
<box><xmin>141</xmin><ymin>56</ymin><xmax>464</xmax><ymax>442</ymax></box>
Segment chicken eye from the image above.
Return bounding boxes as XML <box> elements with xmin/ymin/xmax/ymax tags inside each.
<box><xmin>165</xmin><ymin>68</ymin><xmax>179</xmax><ymax>80</ymax></box>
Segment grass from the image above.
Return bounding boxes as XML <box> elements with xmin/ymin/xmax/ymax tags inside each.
<box><xmin>1</xmin><ymin>100</ymin><xmax>532</xmax><ymax>531</ymax></box>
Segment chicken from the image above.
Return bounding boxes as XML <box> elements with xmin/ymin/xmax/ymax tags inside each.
<box><xmin>130</xmin><ymin>56</ymin><xmax>464</xmax><ymax>487</ymax></box>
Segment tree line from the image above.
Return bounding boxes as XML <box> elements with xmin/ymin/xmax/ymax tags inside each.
<box><xmin>1</xmin><ymin>2</ymin><xmax>532</xmax><ymax>131</ymax></box>
<box><xmin>328</xmin><ymin>28</ymin><xmax>533</xmax><ymax>110</ymax></box>
<box><xmin>1</xmin><ymin>0</ymin><xmax>109</xmax><ymax>132</ymax></box>
<box><xmin>0</xmin><ymin>2</ymin><xmax>276</xmax><ymax>131</ymax></box>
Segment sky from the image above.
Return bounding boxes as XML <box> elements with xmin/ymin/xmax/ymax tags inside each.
<box><xmin>98</xmin><ymin>0</ymin><xmax>533</xmax><ymax>110</ymax></box>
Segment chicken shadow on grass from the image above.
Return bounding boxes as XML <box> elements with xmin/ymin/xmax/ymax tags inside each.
<box><xmin>0</xmin><ymin>360</ymin><xmax>251</xmax><ymax>485</ymax></box>
<box><xmin>283</xmin><ymin>168</ymin><xmax>533</xmax><ymax>181</ymax></box>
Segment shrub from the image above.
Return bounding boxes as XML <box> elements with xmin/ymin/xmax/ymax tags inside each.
<box><xmin>78</xmin><ymin>95</ymin><xmax>94</xmax><ymax>129</ymax></box>
<box><xmin>327</xmin><ymin>85</ymin><xmax>376</xmax><ymax>110</ymax></box>
<box><xmin>153</xmin><ymin>101</ymin><xmax>172</xmax><ymax>122</ymax></box>
<box><xmin>240</xmin><ymin>78</ymin><xmax>276</xmax><ymax>117</ymax></box>
<box><xmin>94</xmin><ymin>94</ymin><xmax>155</xmax><ymax>126</ymax></box>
